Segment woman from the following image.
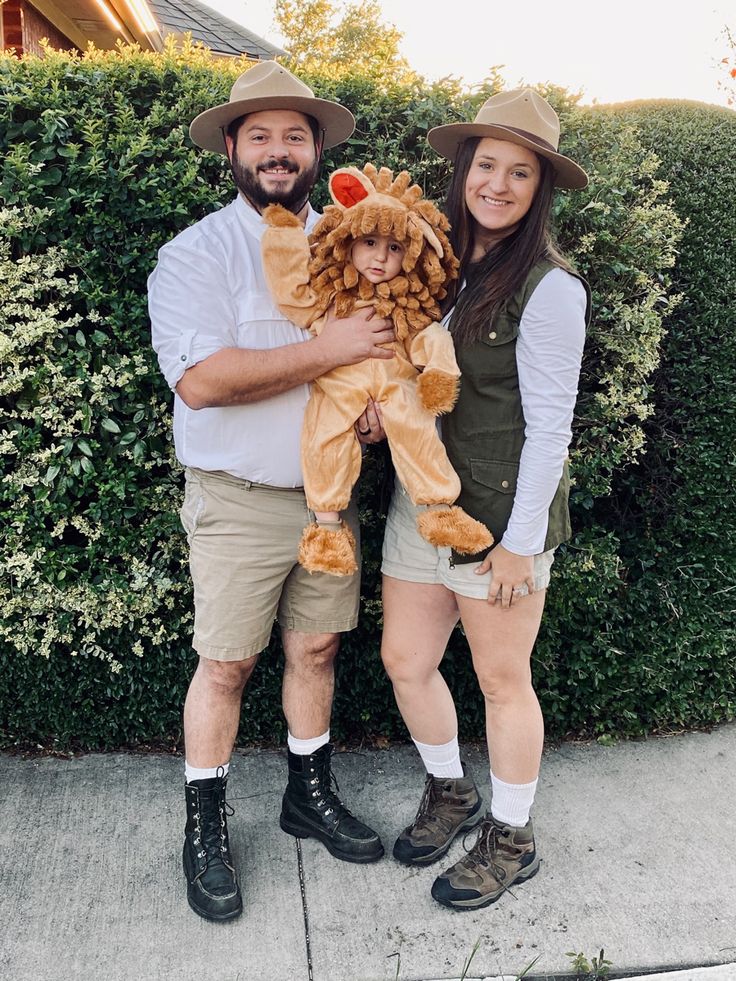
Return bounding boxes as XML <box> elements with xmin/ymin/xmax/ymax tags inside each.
<box><xmin>380</xmin><ymin>89</ymin><xmax>591</xmax><ymax>911</ymax></box>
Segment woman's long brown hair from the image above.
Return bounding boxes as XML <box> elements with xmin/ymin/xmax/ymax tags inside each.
<box><xmin>444</xmin><ymin>136</ymin><xmax>571</xmax><ymax>345</ymax></box>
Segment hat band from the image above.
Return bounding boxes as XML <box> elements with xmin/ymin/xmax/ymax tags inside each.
<box><xmin>498</xmin><ymin>125</ymin><xmax>557</xmax><ymax>154</ymax></box>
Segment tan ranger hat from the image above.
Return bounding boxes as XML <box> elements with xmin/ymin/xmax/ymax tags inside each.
<box><xmin>190</xmin><ymin>60</ymin><xmax>355</xmax><ymax>154</ymax></box>
<box><xmin>428</xmin><ymin>88</ymin><xmax>588</xmax><ymax>189</ymax></box>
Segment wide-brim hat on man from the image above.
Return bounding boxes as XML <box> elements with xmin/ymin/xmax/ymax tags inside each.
<box><xmin>428</xmin><ymin>88</ymin><xmax>588</xmax><ymax>190</ymax></box>
<box><xmin>190</xmin><ymin>60</ymin><xmax>355</xmax><ymax>154</ymax></box>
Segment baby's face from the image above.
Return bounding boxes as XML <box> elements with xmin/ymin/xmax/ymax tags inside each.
<box><xmin>350</xmin><ymin>234</ymin><xmax>405</xmax><ymax>284</ymax></box>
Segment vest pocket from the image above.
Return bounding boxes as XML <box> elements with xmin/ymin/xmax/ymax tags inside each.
<box><xmin>469</xmin><ymin>458</ymin><xmax>519</xmax><ymax>496</ymax></box>
<box><xmin>475</xmin><ymin>315</ymin><xmax>519</xmax><ymax>379</ymax></box>
<box><xmin>454</xmin><ymin>458</ymin><xmax>518</xmax><ymax>555</ymax></box>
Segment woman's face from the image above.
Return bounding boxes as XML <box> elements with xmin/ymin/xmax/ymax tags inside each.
<box><xmin>464</xmin><ymin>137</ymin><xmax>541</xmax><ymax>254</ymax></box>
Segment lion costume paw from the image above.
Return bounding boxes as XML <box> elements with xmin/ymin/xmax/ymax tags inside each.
<box><xmin>416</xmin><ymin>505</ymin><xmax>493</xmax><ymax>555</ymax></box>
<box><xmin>298</xmin><ymin>521</ymin><xmax>358</xmax><ymax>576</ymax></box>
<box><xmin>262</xmin><ymin>203</ymin><xmax>302</xmax><ymax>228</ymax></box>
<box><xmin>417</xmin><ymin>368</ymin><xmax>460</xmax><ymax>415</ymax></box>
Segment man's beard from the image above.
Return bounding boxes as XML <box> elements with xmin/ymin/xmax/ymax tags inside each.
<box><xmin>230</xmin><ymin>150</ymin><xmax>319</xmax><ymax>212</ymax></box>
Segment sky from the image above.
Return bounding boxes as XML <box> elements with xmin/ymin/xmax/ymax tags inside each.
<box><xmin>202</xmin><ymin>0</ymin><xmax>734</xmax><ymax>109</ymax></box>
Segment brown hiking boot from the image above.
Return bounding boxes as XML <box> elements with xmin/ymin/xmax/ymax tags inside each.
<box><xmin>393</xmin><ymin>766</ymin><xmax>482</xmax><ymax>866</ymax></box>
<box><xmin>431</xmin><ymin>814</ymin><xmax>539</xmax><ymax>910</ymax></box>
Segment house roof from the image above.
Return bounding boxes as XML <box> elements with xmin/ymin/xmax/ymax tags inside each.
<box><xmin>147</xmin><ymin>0</ymin><xmax>285</xmax><ymax>58</ymax></box>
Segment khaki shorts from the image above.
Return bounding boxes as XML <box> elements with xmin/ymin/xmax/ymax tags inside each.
<box><xmin>180</xmin><ymin>468</ymin><xmax>361</xmax><ymax>661</ymax></box>
<box><xmin>381</xmin><ymin>481</ymin><xmax>554</xmax><ymax>600</ymax></box>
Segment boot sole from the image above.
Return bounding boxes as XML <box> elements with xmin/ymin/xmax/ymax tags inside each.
<box><xmin>185</xmin><ymin>892</ymin><xmax>243</xmax><ymax>922</ymax></box>
<box><xmin>182</xmin><ymin>851</ymin><xmax>243</xmax><ymax>922</ymax></box>
<box><xmin>432</xmin><ymin>859</ymin><xmax>540</xmax><ymax>911</ymax></box>
<box><xmin>279</xmin><ymin>814</ymin><xmax>385</xmax><ymax>864</ymax></box>
<box><xmin>393</xmin><ymin>807</ymin><xmax>484</xmax><ymax>867</ymax></box>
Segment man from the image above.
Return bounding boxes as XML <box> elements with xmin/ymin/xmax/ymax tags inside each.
<box><xmin>148</xmin><ymin>61</ymin><xmax>392</xmax><ymax>923</ymax></box>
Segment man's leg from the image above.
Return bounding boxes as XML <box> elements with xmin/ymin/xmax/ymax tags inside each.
<box><xmin>181</xmin><ymin>656</ymin><xmax>258</xmax><ymax>923</ymax></box>
<box><xmin>278</xmin><ymin>628</ymin><xmax>384</xmax><ymax>862</ymax></box>
<box><xmin>281</xmin><ymin>629</ymin><xmax>336</xmax><ymax>738</ymax></box>
<box><xmin>184</xmin><ymin>655</ymin><xmax>259</xmax><ymax>768</ymax></box>
<box><xmin>179</xmin><ymin>470</ymin><xmax>302</xmax><ymax>923</ymax></box>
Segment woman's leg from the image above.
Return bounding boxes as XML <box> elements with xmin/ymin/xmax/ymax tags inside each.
<box><xmin>432</xmin><ymin>590</ymin><xmax>545</xmax><ymax>909</ymax></box>
<box><xmin>456</xmin><ymin>590</ymin><xmax>547</xmax><ymax>786</ymax></box>
<box><xmin>380</xmin><ymin>575</ymin><xmax>460</xmax><ymax>744</ymax></box>
<box><xmin>430</xmin><ymin>590</ymin><xmax>547</xmax><ymax>910</ymax></box>
<box><xmin>382</xmin><ymin>575</ymin><xmax>484</xmax><ymax>865</ymax></box>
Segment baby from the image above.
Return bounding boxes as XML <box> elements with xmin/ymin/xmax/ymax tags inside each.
<box><xmin>262</xmin><ymin>163</ymin><xmax>492</xmax><ymax>575</ymax></box>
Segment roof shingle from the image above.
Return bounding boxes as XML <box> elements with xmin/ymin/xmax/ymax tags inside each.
<box><xmin>147</xmin><ymin>0</ymin><xmax>285</xmax><ymax>58</ymax></box>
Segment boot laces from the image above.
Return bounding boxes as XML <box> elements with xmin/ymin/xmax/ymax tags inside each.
<box><xmin>193</xmin><ymin>787</ymin><xmax>235</xmax><ymax>868</ymax></box>
<box><xmin>410</xmin><ymin>776</ymin><xmax>455</xmax><ymax>835</ymax></box>
<box><xmin>309</xmin><ymin>762</ymin><xmax>352</xmax><ymax>820</ymax></box>
<box><xmin>461</xmin><ymin>820</ymin><xmax>509</xmax><ymax>880</ymax></box>
<box><xmin>411</xmin><ymin>776</ymin><xmax>441</xmax><ymax>830</ymax></box>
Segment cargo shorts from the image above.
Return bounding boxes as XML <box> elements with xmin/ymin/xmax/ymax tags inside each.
<box><xmin>381</xmin><ymin>480</ymin><xmax>554</xmax><ymax>599</ymax></box>
<box><xmin>180</xmin><ymin>468</ymin><xmax>361</xmax><ymax>661</ymax></box>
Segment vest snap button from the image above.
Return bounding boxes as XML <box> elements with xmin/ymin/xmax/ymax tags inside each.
<box><xmin>501</xmin><ymin>479</ymin><xmax>509</xmax><ymax>488</ymax></box>
<box><xmin>488</xmin><ymin>331</ymin><xmax>497</xmax><ymax>340</ymax></box>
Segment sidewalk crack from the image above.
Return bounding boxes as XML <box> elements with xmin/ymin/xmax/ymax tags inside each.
<box><xmin>296</xmin><ymin>838</ymin><xmax>314</xmax><ymax>981</ymax></box>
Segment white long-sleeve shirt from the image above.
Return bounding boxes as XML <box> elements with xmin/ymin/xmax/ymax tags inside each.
<box><xmin>148</xmin><ymin>195</ymin><xmax>320</xmax><ymax>487</ymax></box>
<box><xmin>499</xmin><ymin>267</ymin><xmax>586</xmax><ymax>554</ymax></box>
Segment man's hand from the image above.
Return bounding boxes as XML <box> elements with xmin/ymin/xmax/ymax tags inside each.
<box><xmin>475</xmin><ymin>544</ymin><xmax>535</xmax><ymax>609</ymax></box>
<box><xmin>315</xmin><ymin>307</ymin><xmax>394</xmax><ymax>368</ymax></box>
<box><xmin>355</xmin><ymin>398</ymin><xmax>386</xmax><ymax>445</ymax></box>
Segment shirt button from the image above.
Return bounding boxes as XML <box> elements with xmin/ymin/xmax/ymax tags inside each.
<box><xmin>501</xmin><ymin>479</ymin><xmax>509</xmax><ymax>488</ymax></box>
<box><xmin>488</xmin><ymin>331</ymin><xmax>497</xmax><ymax>339</ymax></box>
<box><xmin>180</xmin><ymin>355</ymin><xmax>187</xmax><ymax>361</ymax></box>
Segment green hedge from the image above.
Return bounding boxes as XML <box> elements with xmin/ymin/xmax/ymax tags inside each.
<box><xmin>594</xmin><ymin>101</ymin><xmax>736</xmax><ymax>731</ymax></box>
<box><xmin>2</xmin><ymin>45</ymin><xmax>729</xmax><ymax>750</ymax></box>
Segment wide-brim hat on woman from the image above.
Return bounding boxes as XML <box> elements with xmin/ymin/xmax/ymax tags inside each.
<box><xmin>190</xmin><ymin>60</ymin><xmax>355</xmax><ymax>154</ymax></box>
<box><xmin>428</xmin><ymin>88</ymin><xmax>588</xmax><ymax>189</ymax></box>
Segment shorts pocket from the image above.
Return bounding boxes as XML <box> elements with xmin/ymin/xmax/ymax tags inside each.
<box><xmin>180</xmin><ymin>478</ymin><xmax>206</xmax><ymax>544</ymax></box>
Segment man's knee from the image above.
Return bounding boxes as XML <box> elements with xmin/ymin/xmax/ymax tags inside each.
<box><xmin>196</xmin><ymin>654</ymin><xmax>259</xmax><ymax>696</ymax></box>
<box><xmin>283</xmin><ymin>631</ymin><xmax>340</xmax><ymax>669</ymax></box>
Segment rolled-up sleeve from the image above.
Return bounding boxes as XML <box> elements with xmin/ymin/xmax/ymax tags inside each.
<box><xmin>148</xmin><ymin>239</ymin><xmax>236</xmax><ymax>391</ymax></box>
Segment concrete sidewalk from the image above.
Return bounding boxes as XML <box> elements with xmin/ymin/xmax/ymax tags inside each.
<box><xmin>2</xmin><ymin>725</ymin><xmax>735</xmax><ymax>981</ymax></box>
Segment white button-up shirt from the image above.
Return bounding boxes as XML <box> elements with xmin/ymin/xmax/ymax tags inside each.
<box><xmin>148</xmin><ymin>195</ymin><xmax>320</xmax><ymax>487</ymax></box>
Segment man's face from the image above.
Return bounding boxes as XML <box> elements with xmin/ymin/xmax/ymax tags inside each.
<box><xmin>225</xmin><ymin>109</ymin><xmax>320</xmax><ymax>211</ymax></box>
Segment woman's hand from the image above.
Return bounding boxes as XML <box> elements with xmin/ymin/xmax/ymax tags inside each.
<box><xmin>355</xmin><ymin>398</ymin><xmax>386</xmax><ymax>445</ymax></box>
<box><xmin>474</xmin><ymin>543</ymin><xmax>535</xmax><ymax>609</ymax></box>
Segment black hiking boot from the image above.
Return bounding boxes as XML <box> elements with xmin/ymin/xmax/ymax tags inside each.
<box><xmin>182</xmin><ymin>772</ymin><xmax>243</xmax><ymax>921</ymax></box>
<box><xmin>280</xmin><ymin>744</ymin><xmax>384</xmax><ymax>863</ymax></box>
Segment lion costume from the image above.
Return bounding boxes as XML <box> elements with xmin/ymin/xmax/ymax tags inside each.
<box><xmin>261</xmin><ymin>164</ymin><xmax>492</xmax><ymax>576</ymax></box>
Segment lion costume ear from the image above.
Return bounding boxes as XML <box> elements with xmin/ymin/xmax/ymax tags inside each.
<box><xmin>329</xmin><ymin>167</ymin><xmax>375</xmax><ymax>209</ymax></box>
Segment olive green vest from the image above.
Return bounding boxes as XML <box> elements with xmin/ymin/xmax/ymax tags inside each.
<box><xmin>444</xmin><ymin>259</ymin><xmax>592</xmax><ymax>564</ymax></box>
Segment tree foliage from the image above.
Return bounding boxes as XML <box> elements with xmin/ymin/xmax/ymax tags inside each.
<box><xmin>274</xmin><ymin>0</ymin><xmax>415</xmax><ymax>83</ymax></box>
<box><xmin>719</xmin><ymin>24</ymin><xmax>736</xmax><ymax>106</ymax></box>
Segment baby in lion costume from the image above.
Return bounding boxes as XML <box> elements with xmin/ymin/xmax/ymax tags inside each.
<box><xmin>261</xmin><ymin>163</ymin><xmax>492</xmax><ymax>576</ymax></box>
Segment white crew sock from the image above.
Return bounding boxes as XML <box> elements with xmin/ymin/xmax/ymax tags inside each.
<box><xmin>287</xmin><ymin>730</ymin><xmax>330</xmax><ymax>755</ymax></box>
<box><xmin>490</xmin><ymin>771</ymin><xmax>538</xmax><ymax>827</ymax></box>
<box><xmin>185</xmin><ymin>760</ymin><xmax>230</xmax><ymax>783</ymax></box>
<box><xmin>412</xmin><ymin>735</ymin><xmax>463</xmax><ymax>778</ymax></box>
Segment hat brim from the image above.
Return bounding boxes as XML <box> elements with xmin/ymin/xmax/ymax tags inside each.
<box><xmin>189</xmin><ymin>95</ymin><xmax>355</xmax><ymax>154</ymax></box>
<box><xmin>427</xmin><ymin>122</ymin><xmax>588</xmax><ymax>190</ymax></box>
